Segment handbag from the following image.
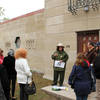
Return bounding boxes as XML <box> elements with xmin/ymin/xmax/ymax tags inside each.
<box><xmin>24</xmin><ymin>75</ymin><xmax>36</xmax><ymax>95</ymax></box>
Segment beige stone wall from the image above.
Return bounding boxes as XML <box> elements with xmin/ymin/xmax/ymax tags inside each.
<box><xmin>44</xmin><ymin>0</ymin><xmax>100</xmax><ymax>82</ymax></box>
<box><xmin>99</xmin><ymin>31</ymin><xmax>100</xmax><ymax>41</ymax></box>
<box><xmin>0</xmin><ymin>0</ymin><xmax>100</xmax><ymax>83</ymax></box>
<box><xmin>0</xmin><ymin>11</ymin><xmax>45</xmax><ymax>73</ymax></box>
<box><xmin>44</xmin><ymin>0</ymin><xmax>74</xmax><ymax>81</ymax></box>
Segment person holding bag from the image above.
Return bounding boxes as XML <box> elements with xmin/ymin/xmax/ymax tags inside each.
<box><xmin>24</xmin><ymin>74</ymin><xmax>36</xmax><ymax>95</ymax></box>
<box><xmin>15</xmin><ymin>48</ymin><xmax>32</xmax><ymax>100</ymax></box>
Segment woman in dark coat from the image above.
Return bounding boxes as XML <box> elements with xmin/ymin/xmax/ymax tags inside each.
<box><xmin>3</xmin><ymin>49</ymin><xmax>17</xmax><ymax>100</ymax></box>
<box><xmin>68</xmin><ymin>53</ymin><xmax>92</xmax><ymax>100</ymax></box>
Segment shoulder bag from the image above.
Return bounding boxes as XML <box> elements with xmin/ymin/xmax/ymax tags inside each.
<box><xmin>24</xmin><ymin>75</ymin><xmax>36</xmax><ymax>95</ymax></box>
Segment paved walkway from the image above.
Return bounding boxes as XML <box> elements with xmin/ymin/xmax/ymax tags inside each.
<box><xmin>41</xmin><ymin>86</ymin><xmax>99</xmax><ymax>100</ymax></box>
<box><xmin>42</xmin><ymin>86</ymin><xmax>75</xmax><ymax>100</ymax></box>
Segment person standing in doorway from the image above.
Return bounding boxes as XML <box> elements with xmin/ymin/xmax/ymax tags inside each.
<box><xmin>85</xmin><ymin>41</ymin><xmax>99</xmax><ymax>92</ymax></box>
<box><xmin>3</xmin><ymin>49</ymin><xmax>17</xmax><ymax>100</ymax></box>
<box><xmin>51</xmin><ymin>43</ymin><xmax>68</xmax><ymax>86</ymax></box>
<box><xmin>85</xmin><ymin>40</ymin><xmax>98</xmax><ymax>64</ymax></box>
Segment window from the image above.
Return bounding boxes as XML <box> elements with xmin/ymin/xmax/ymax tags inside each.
<box><xmin>15</xmin><ymin>37</ymin><xmax>21</xmax><ymax>48</ymax></box>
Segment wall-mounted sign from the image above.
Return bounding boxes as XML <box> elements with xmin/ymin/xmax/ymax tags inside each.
<box><xmin>25</xmin><ymin>39</ymin><xmax>35</xmax><ymax>49</ymax></box>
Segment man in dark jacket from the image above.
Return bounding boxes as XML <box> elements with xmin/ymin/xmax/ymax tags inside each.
<box><xmin>51</xmin><ymin>43</ymin><xmax>68</xmax><ymax>86</ymax></box>
<box><xmin>94</xmin><ymin>51</ymin><xmax>100</xmax><ymax>79</ymax></box>
<box><xmin>94</xmin><ymin>42</ymin><xmax>100</xmax><ymax>79</ymax></box>
<box><xmin>3</xmin><ymin>49</ymin><xmax>17</xmax><ymax>100</ymax></box>
<box><xmin>93</xmin><ymin>42</ymin><xmax>100</xmax><ymax>97</ymax></box>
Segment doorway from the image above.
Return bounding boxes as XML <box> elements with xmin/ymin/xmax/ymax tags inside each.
<box><xmin>77</xmin><ymin>30</ymin><xmax>99</xmax><ymax>53</ymax></box>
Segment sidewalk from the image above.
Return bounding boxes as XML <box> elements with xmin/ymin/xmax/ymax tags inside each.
<box><xmin>41</xmin><ymin>86</ymin><xmax>99</xmax><ymax>100</ymax></box>
<box><xmin>41</xmin><ymin>86</ymin><xmax>75</xmax><ymax>100</ymax></box>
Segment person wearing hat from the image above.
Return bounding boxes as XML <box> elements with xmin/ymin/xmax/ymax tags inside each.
<box><xmin>51</xmin><ymin>43</ymin><xmax>68</xmax><ymax>86</ymax></box>
<box><xmin>3</xmin><ymin>49</ymin><xmax>17</xmax><ymax>100</ymax></box>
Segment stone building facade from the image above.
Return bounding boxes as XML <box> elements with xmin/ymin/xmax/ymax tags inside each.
<box><xmin>0</xmin><ymin>0</ymin><xmax>100</xmax><ymax>82</ymax></box>
<box><xmin>0</xmin><ymin>9</ymin><xmax>46</xmax><ymax>74</ymax></box>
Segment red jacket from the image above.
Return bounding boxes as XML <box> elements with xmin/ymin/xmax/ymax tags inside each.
<box><xmin>0</xmin><ymin>56</ymin><xmax>4</xmax><ymax>64</ymax></box>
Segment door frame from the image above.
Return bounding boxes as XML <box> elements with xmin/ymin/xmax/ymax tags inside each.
<box><xmin>76</xmin><ymin>30</ymin><xmax>99</xmax><ymax>53</ymax></box>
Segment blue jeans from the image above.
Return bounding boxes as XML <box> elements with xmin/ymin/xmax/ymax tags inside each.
<box><xmin>76</xmin><ymin>95</ymin><xmax>88</xmax><ymax>100</ymax></box>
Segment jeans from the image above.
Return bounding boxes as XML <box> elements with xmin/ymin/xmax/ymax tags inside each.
<box><xmin>19</xmin><ymin>84</ymin><xmax>28</xmax><ymax>100</ymax></box>
<box><xmin>76</xmin><ymin>95</ymin><xmax>88</xmax><ymax>100</ymax></box>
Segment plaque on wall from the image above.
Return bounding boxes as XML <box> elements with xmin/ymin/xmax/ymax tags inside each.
<box><xmin>26</xmin><ymin>39</ymin><xmax>35</xmax><ymax>49</ymax></box>
<box><xmin>5</xmin><ymin>42</ymin><xmax>11</xmax><ymax>49</ymax></box>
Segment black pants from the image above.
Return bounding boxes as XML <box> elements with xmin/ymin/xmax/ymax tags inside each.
<box><xmin>8</xmin><ymin>77</ymin><xmax>16</xmax><ymax>97</ymax></box>
<box><xmin>19</xmin><ymin>84</ymin><xmax>28</xmax><ymax>100</ymax></box>
<box><xmin>53</xmin><ymin>70</ymin><xmax>65</xmax><ymax>86</ymax></box>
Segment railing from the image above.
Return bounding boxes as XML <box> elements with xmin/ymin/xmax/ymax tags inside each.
<box><xmin>68</xmin><ymin>0</ymin><xmax>100</xmax><ymax>15</ymax></box>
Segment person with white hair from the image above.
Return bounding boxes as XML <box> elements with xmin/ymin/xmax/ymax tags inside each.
<box><xmin>15</xmin><ymin>48</ymin><xmax>32</xmax><ymax>100</ymax></box>
<box><xmin>51</xmin><ymin>43</ymin><xmax>69</xmax><ymax>86</ymax></box>
<box><xmin>3</xmin><ymin>49</ymin><xmax>17</xmax><ymax>100</ymax></box>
